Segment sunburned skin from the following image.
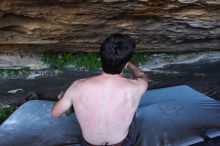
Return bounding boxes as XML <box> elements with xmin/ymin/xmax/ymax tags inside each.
<box><xmin>52</xmin><ymin>70</ymin><xmax>148</xmax><ymax>145</ymax></box>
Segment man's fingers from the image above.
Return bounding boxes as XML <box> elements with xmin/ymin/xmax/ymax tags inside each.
<box><xmin>58</xmin><ymin>91</ymin><xmax>64</xmax><ymax>100</ymax></box>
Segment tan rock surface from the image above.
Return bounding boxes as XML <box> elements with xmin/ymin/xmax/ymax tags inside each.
<box><xmin>0</xmin><ymin>0</ymin><xmax>219</xmax><ymax>53</ymax></box>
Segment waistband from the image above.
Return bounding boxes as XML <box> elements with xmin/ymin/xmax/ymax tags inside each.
<box><xmin>84</xmin><ymin>139</ymin><xmax>125</xmax><ymax>146</ymax></box>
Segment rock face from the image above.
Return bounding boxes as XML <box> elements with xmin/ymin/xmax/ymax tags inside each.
<box><xmin>0</xmin><ymin>0</ymin><xmax>220</xmax><ymax>53</ymax></box>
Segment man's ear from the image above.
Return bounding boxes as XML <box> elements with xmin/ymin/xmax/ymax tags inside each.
<box><xmin>124</xmin><ymin>62</ymin><xmax>129</xmax><ymax>69</ymax></box>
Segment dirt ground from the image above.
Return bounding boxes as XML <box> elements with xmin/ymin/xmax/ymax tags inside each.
<box><xmin>0</xmin><ymin>56</ymin><xmax>220</xmax><ymax>108</ymax></box>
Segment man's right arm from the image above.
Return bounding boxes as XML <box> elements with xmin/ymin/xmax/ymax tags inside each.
<box><xmin>51</xmin><ymin>80</ymin><xmax>80</xmax><ymax>117</ymax></box>
<box><xmin>127</xmin><ymin>62</ymin><xmax>148</xmax><ymax>89</ymax></box>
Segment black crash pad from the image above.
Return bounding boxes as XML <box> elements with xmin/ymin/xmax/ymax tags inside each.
<box><xmin>0</xmin><ymin>85</ymin><xmax>220</xmax><ymax>146</ymax></box>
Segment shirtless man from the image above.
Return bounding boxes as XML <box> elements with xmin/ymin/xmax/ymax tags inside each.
<box><xmin>51</xmin><ymin>34</ymin><xmax>148</xmax><ymax>146</ymax></box>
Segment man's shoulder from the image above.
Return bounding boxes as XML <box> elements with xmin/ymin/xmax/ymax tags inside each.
<box><xmin>127</xmin><ymin>78</ymin><xmax>148</xmax><ymax>91</ymax></box>
<box><xmin>70</xmin><ymin>78</ymin><xmax>86</xmax><ymax>88</ymax></box>
<box><xmin>70</xmin><ymin>77</ymin><xmax>96</xmax><ymax>89</ymax></box>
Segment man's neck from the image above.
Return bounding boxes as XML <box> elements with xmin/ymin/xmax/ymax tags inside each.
<box><xmin>101</xmin><ymin>71</ymin><xmax>123</xmax><ymax>77</ymax></box>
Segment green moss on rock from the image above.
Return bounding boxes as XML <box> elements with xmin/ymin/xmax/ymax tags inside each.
<box><xmin>41</xmin><ymin>51</ymin><xmax>150</xmax><ymax>70</ymax></box>
<box><xmin>0</xmin><ymin>105</ymin><xmax>13</xmax><ymax>124</ymax></box>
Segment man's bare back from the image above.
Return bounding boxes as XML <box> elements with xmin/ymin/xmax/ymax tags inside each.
<box><xmin>51</xmin><ymin>34</ymin><xmax>148</xmax><ymax>146</ymax></box>
<box><xmin>52</xmin><ymin>64</ymin><xmax>147</xmax><ymax>145</ymax></box>
<box><xmin>69</xmin><ymin>72</ymin><xmax>147</xmax><ymax>145</ymax></box>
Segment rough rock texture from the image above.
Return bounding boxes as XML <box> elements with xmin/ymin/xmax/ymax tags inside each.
<box><xmin>0</xmin><ymin>0</ymin><xmax>220</xmax><ymax>53</ymax></box>
<box><xmin>0</xmin><ymin>54</ymin><xmax>44</xmax><ymax>69</ymax></box>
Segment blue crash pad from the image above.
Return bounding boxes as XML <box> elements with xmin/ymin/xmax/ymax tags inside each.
<box><xmin>0</xmin><ymin>85</ymin><xmax>220</xmax><ymax>146</ymax></box>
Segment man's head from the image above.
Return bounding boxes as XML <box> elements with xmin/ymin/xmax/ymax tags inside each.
<box><xmin>100</xmin><ymin>33</ymin><xmax>135</xmax><ymax>75</ymax></box>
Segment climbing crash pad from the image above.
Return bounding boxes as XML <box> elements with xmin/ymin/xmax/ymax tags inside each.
<box><xmin>0</xmin><ymin>85</ymin><xmax>220</xmax><ymax>146</ymax></box>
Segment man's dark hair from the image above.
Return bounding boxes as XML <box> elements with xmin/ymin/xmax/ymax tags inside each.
<box><xmin>100</xmin><ymin>33</ymin><xmax>135</xmax><ymax>74</ymax></box>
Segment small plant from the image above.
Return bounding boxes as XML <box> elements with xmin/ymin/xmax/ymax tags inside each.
<box><xmin>0</xmin><ymin>69</ymin><xmax>18</xmax><ymax>78</ymax></box>
<box><xmin>73</xmin><ymin>52</ymin><xmax>101</xmax><ymax>71</ymax></box>
<box><xmin>0</xmin><ymin>105</ymin><xmax>13</xmax><ymax>124</ymax></box>
<box><xmin>131</xmin><ymin>53</ymin><xmax>151</xmax><ymax>65</ymax></box>
<box><xmin>0</xmin><ymin>67</ymin><xmax>30</xmax><ymax>78</ymax></box>
<box><xmin>41</xmin><ymin>51</ymin><xmax>150</xmax><ymax>71</ymax></box>
<box><xmin>41</xmin><ymin>51</ymin><xmax>73</xmax><ymax>69</ymax></box>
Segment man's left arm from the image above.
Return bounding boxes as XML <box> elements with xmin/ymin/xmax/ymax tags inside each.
<box><xmin>51</xmin><ymin>89</ymin><xmax>72</xmax><ymax>117</ymax></box>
